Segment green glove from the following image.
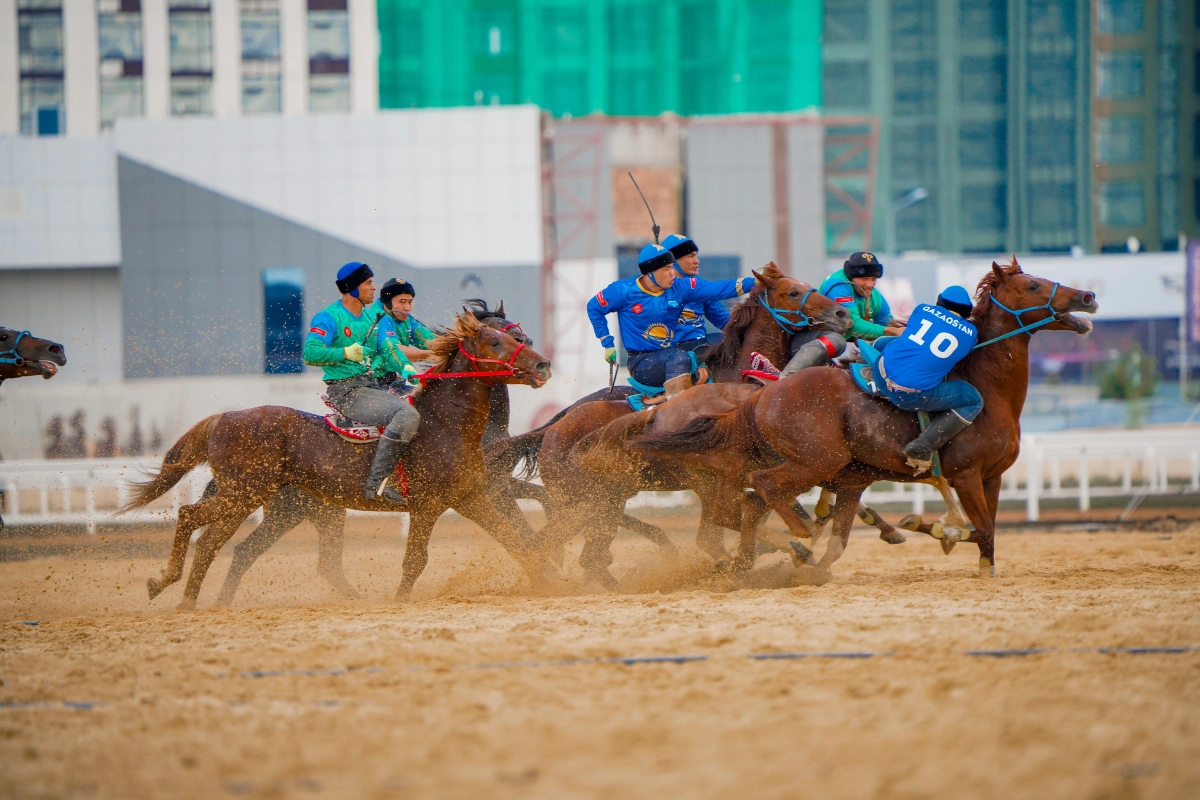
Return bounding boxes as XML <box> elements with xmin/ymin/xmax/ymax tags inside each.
<box><xmin>401</xmin><ymin>363</ymin><xmax>418</xmax><ymax>383</ymax></box>
<box><xmin>343</xmin><ymin>343</ymin><xmax>365</xmax><ymax>363</ymax></box>
<box><xmin>604</xmin><ymin>347</ymin><xmax>617</xmax><ymax>364</ymax></box>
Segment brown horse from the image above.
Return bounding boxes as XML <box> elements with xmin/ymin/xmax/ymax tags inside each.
<box><xmin>123</xmin><ymin>313</ymin><xmax>555</xmax><ymax>608</ymax></box>
<box><xmin>496</xmin><ymin>264</ymin><xmax>853</xmax><ymax>585</ymax></box>
<box><xmin>627</xmin><ymin>260</ymin><xmax>1098</xmax><ymax>578</ymax></box>
<box><xmin>0</xmin><ymin>327</ymin><xmax>66</xmax><ymax>384</ymax></box>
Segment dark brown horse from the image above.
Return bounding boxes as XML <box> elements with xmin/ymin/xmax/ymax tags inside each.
<box><xmin>627</xmin><ymin>260</ymin><xmax>1098</xmax><ymax>578</ymax></box>
<box><xmin>494</xmin><ymin>264</ymin><xmax>853</xmax><ymax>585</ymax></box>
<box><xmin>206</xmin><ymin>300</ymin><xmax>548</xmax><ymax>605</ymax></box>
<box><xmin>124</xmin><ymin>314</ymin><xmax>555</xmax><ymax>608</ymax></box>
<box><xmin>0</xmin><ymin>327</ymin><xmax>66</xmax><ymax>384</ymax></box>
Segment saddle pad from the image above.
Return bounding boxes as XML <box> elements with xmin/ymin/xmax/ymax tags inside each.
<box><xmin>325</xmin><ymin>414</ymin><xmax>383</xmax><ymax>442</ymax></box>
<box><xmin>741</xmin><ymin>369</ymin><xmax>779</xmax><ymax>384</ymax></box>
<box><xmin>850</xmin><ymin>363</ymin><xmax>887</xmax><ymax>398</ymax></box>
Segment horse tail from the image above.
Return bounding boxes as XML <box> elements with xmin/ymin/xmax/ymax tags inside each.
<box><xmin>577</xmin><ymin>408</ymin><xmax>658</xmax><ymax>475</ymax></box>
<box><xmin>632</xmin><ymin>398</ymin><xmax>755</xmax><ymax>456</ymax></box>
<box><xmin>487</xmin><ymin>428</ymin><xmax>549</xmax><ymax>480</ymax></box>
<box><xmin>118</xmin><ymin>415</ymin><xmax>221</xmax><ymax>513</ymax></box>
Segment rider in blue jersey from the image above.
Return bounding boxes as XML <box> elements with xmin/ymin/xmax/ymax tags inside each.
<box><xmin>661</xmin><ymin>234</ymin><xmax>731</xmax><ymax>353</ymax></box>
<box><xmin>873</xmin><ymin>285</ymin><xmax>982</xmax><ymax>474</ymax></box>
<box><xmin>586</xmin><ymin>243</ymin><xmax>755</xmax><ymax>400</ymax></box>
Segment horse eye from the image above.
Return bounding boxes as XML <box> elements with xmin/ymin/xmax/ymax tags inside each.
<box><xmin>789</xmin><ymin>291</ymin><xmax>799</xmax><ymax>298</ymax></box>
<box><xmin>1028</xmin><ymin>282</ymin><xmax>1040</xmax><ymax>291</ymax></box>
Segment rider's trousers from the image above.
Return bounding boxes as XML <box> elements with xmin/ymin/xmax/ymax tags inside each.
<box><xmin>326</xmin><ymin>376</ymin><xmax>421</xmax><ymax>442</ymax></box>
<box><xmin>626</xmin><ymin>346</ymin><xmax>696</xmax><ymax>387</ymax></box>
<box><xmin>878</xmin><ymin>362</ymin><xmax>984</xmax><ymax>423</ymax></box>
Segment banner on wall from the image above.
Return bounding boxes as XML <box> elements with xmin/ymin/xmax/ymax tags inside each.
<box><xmin>1187</xmin><ymin>240</ymin><xmax>1200</xmax><ymax>344</ymax></box>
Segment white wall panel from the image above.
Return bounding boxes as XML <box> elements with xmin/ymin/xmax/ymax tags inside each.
<box><xmin>0</xmin><ymin>0</ymin><xmax>18</xmax><ymax>134</ymax></box>
<box><xmin>142</xmin><ymin>0</ymin><xmax>169</xmax><ymax>119</ymax></box>
<box><xmin>348</xmin><ymin>0</ymin><xmax>377</xmax><ymax>113</ymax></box>
<box><xmin>279</xmin><ymin>0</ymin><xmax>307</xmax><ymax>115</ymax></box>
<box><xmin>211</xmin><ymin>0</ymin><xmax>241</xmax><ymax>118</ymax></box>
<box><xmin>63</xmin><ymin>0</ymin><xmax>100</xmax><ymax>137</ymax></box>
<box><xmin>0</xmin><ymin>137</ymin><xmax>120</xmax><ymax>268</ymax></box>
<box><xmin>113</xmin><ymin>107</ymin><xmax>544</xmax><ymax>268</ymax></box>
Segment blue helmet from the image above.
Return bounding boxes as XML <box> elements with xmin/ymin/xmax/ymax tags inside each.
<box><xmin>936</xmin><ymin>285</ymin><xmax>973</xmax><ymax>317</ymax></box>
<box><xmin>662</xmin><ymin>233</ymin><xmax>698</xmax><ymax>261</ymax></box>
<box><xmin>637</xmin><ymin>244</ymin><xmax>676</xmax><ymax>275</ymax></box>
<box><xmin>336</xmin><ymin>261</ymin><xmax>374</xmax><ymax>297</ymax></box>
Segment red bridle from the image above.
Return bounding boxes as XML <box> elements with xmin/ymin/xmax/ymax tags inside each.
<box><xmin>415</xmin><ymin>340</ymin><xmax>527</xmax><ymax>385</ymax></box>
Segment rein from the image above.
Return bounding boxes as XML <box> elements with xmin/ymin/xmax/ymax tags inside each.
<box><xmin>972</xmin><ymin>283</ymin><xmax>1061</xmax><ymax>350</ymax></box>
<box><xmin>757</xmin><ymin>290</ymin><xmax>816</xmax><ymax>332</ymax></box>
<box><xmin>0</xmin><ymin>330</ymin><xmax>30</xmax><ymax>366</ymax></box>
<box><xmin>416</xmin><ymin>341</ymin><xmax>526</xmax><ymax>385</ymax></box>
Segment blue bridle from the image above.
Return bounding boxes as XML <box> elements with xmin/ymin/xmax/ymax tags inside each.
<box><xmin>972</xmin><ymin>283</ymin><xmax>1062</xmax><ymax>350</ymax></box>
<box><xmin>758</xmin><ymin>289</ymin><xmax>817</xmax><ymax>332</ymax></box>
<box><xmin>0</xmin><ymin>330</ymin><xmax>30</xmax><ymax>366</ymax></box>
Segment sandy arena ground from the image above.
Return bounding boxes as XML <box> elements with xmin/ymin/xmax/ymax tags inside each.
<box><xmin>1</xmin><ymin>509</ymin><xmax>1198</xmax><ymax>799</ymax></box>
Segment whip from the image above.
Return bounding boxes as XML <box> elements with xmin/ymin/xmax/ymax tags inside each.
<box><xmin>627</xmin><ymin>172</ymin><xmax>659</xmax><ymax>245</ymax></box>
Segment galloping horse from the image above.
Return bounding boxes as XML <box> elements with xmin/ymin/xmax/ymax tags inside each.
<box><xmin>124</xmin><ymin>314</ymin><xmax>555</xmax><ymax>608</ymax></box>
<box><xmin>0</xmin><ymin>327</ymin><xmax>67</xmax><ymax>530</ymax></box>
<box><xmin>205</xmin><ymin>300</ymin><xmax>547</xmax><ymax>605</ymax></box>
<box><xmin>494</xmin><ymin>265</ymin><xmax>854</xmax><ymax>585</ymax></box>
<box><xmin>628</xmin><ymin>260</ymin><xmax>1097</xmax><ymax>577</ymax></box>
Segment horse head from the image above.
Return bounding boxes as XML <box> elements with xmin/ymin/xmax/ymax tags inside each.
<box><xmin>430</xmin><ymin>313</ymin><xmax>551</xmax><ymax>388</ymax></box>
<box><xmin>0</xmin><ymin>327</ymin><xmax>67</xmax><ymax>380</ymax></box>
<box><xmin>463</xmin><ymin>299</ymin><xmax>534</xmax><ymax>346</ymax></box>
<box><xmin>751</xmin><ymin>263</ymin><xmax>851</xmax><ymax>334</ymax></box>
<box><xmin>975</xmin><ymin>259</ymin><xmax>1099</xmax><ymax>340</ymax></box>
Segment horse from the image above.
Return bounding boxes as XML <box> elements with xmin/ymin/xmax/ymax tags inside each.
<box><xmin>122</xmin><ymin>313</ymin><xmax>555</xmax><ymax>608</ymax></box>
<box><xmin>205</xmin><ymin>300</ymin><xmax>547</xmax><ymax>605</ymax></box>
<box><xmin>626</xmin><ymin>260</ymin><xmax>1097</xmax><ymax>578</ymax></box>
<box><xmin>493</xmin><ymin>264</ymin><xmax>855</xmax><ymax>586</ymax></box>
<box><xmin>0</xmin><ymin>328</ymin><xmax>67</xmax><ymax>529</ymax></box>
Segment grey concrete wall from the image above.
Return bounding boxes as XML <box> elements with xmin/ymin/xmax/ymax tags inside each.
<box><xmin>685</xmin><ymin>124</ymin><xmax>775</xmax><ymax>277</ymax></box>
<box><xmin>549</xmin><ymin>120</ymin><xmax>614</xmax><ymax>261</ymax></box>
<box><xmin>788</xmin><ymin>123</ymin><xmax>827</xmax><ymax>287</ymax></box>
<box><xmin>118</xmin><ymin>157</ymin><xmax>541</xmax><ymax>379</ymax></box>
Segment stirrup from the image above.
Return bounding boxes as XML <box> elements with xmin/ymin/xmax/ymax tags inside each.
<box><xmin>905</xmin><ymin>455</ymin><xmax>933</xmax><ymax>475</ymax></box>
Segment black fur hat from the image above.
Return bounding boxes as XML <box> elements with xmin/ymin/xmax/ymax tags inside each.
<box><xmin>844</xmin><ymin>251</ymin><xmax>884</xmax><ymax>279</ymax></box>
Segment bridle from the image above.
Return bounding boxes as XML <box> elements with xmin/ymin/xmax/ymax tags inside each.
<box><xmin>416</xmin><ymin>339</ymin><xmax>528</xmax><ymax>385</ymax></box>
<box><xmin>0</xmin><ymin>330</ymin><xmax>30</xmax><ymax>366</ymax></box>
<box><xmin>973</xmin><ymin>283</ymin><xmax>1063</xmax><ymax>350</ymax></box>
<box><xmin>757</xmin><ymin>289</ymin><xmax>817</xmax><ymax>332</ymax></box>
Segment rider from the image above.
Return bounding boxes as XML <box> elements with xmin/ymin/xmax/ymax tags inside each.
<box><xmin>872</xmin><ymin>285</ymin><xmax>982</xmax><ymax>474</ymax></box>
<box><xmin>661</xmin><ymin>234</ymin><xmax>730</xmax><ymax>353</ymax></box>
<box><xmin>369</xmin><ymin>278</ymin><xmax>423</xmax><ymax>388</ymax></box>
<box><xmin>303</xmin><ymin>262</ymin><xmax>420</xmax><ymax>504</ymax></box>
<box><xmin>368</xmin><ymin>278</ymin><xmax>436</xmax><ymax>363</ymax></box>
<box><xmin>587</xmin><ymin>243</ymin><xmax>756</xmax><ymax>399</ymax></box>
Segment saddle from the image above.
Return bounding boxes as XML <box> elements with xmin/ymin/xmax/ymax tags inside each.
<box><xmin>845</xmin><ymin>342</ymin><xmax>944</xmax><ymax>476</ymax></box>
<box><xmin>319</xmin><ymin>394</ymin><xmax>411</xmax><ymax>497</ymax></box>
<box><xmin>624</xmin><ymin>350</ymin><xmax>709</xmax><ymax>411</ymax></box>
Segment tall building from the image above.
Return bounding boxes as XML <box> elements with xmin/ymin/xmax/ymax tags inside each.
<box><xmin>0</xmin><ymin>0</ymin><xmax>378</xmax><ymax>137</ymax></box>
<box><xmin>822</xmin><ymin>0</ymin><xmax>1187</xmax><ymax>254</ymax></box>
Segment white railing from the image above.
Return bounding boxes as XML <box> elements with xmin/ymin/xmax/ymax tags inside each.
<box><xmin>3</xmin><ymin>428</ymin><xmax>1200</xmax><ymax>529</ymax></box>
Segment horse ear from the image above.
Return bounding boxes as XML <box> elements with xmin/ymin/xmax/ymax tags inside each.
<box><xmin>991</xmin><ymin>261</ymin><xmax>1007</xmax><ymax>282</ymax></box>
<box><xmin>496</xmin><ymin>300</ymin><xmax>506</xmax><ymax>317</ymax></box>
<box><xmin>1011</xmin><ymin>254</ymin><xmax>1022</xmax><ymax>273</ymax></box>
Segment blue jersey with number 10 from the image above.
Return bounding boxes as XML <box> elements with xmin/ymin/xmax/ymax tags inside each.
<box><xmin>880</xmin><ymin>304</ymin><xmax>978</xmax><ymax>391</ymax></box>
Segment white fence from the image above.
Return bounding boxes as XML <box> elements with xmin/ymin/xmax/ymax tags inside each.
<box><xmin>2</xmin><ymin>429</ymin><xmax>1200</xmax><ymax>530</ymax></box>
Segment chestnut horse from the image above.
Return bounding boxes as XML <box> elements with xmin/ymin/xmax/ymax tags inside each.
<box><xmin>627</xmin><ymin>260</ymin><xmax>1097</xmax><ymax>578</ymax></box>
<box><xmin>494</xmin><ymin>264</ymin><xmax>854</xmax><ymax>585</ymax></box>
<box><xmin>124</xmin><ymin>314</ymin><xmax>555</xmax><ymax>608</ymax></box>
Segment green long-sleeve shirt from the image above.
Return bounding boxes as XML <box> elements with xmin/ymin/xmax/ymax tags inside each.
<box><xmin>818</xmin><ymin>268</ymin><xmax>894</xmax><ymax>342</ymax></box>
<box><xmin>303</xmin><ymin>300</ymin><xmax>379</xmax><ymax>382</ymax></box>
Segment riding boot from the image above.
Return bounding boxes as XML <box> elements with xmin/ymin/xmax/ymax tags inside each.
<box><xmin>903</xmin><ymin>412</ymin><xmax>973</xmax><ymax>475</ymax></box>
<box><xmin>663</xmin><ymin>374</ymin><xmax>694</xmax><ymax>399</ymax></box>
<box><xmin>780</xmin><ymin>333</ymin><xmax>847</xmax><ymax>378</ymax></box>
<box><xmin>364</xmin><ymin>434</ymin><xmax>409</xmax><ymax>505</ymax></box>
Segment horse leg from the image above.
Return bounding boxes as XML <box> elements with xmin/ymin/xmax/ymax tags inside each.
<box><xmin>214</xmin><ymin>486</ymin><xmax>312</xmax><ymax>607</ymax></box>
<box><xmin>149</xmin><ymin>491</ymin><xmax>247</xmax><ymax>601</ymax></box>
<box><xmin>747</xmin><ymin>463</ymin><xmax>822</xmax><ymax>541</ymax></box>
<box><xmin>509</xmin><ymin>477</ymin><xmax>551</xmax><ymax>507</ymax></box>
<box><xmin>578</xmin><ymin>513</ymin><xmax>620</xmax><ymax>590</ymax></box>
<box><xmin>695</xmin><ymin>516</ymin><xmax>730</xmax><ymax>563</ymax></box>
<box><xmin>178</xmin><ymin>514</ymin><xmax>252</xmax><ymax>610</ymax></box>
<box><xmin>801</xmin><ymin>487</ymin><xmax>863</xmax><ymax>583</ymax></box>
<box><xmin>313</xmin><ymin>502</ymin><xmax>357</xmax><ymax>599</ymax></box>
<box><xmin>396</xmin><ymin>508</ymin><xmax>441</xmax><ymax>602</ymax></box>
<box><xmin>454</xmin><ymin>494</ymin><xmax>556</xmax><ymax>589</ymax></box>
<box><xmin>739</xmin><ymin>489</ymin><xmax>807</xmax><ymax>568</ymax></box>
<box><xmin>858</xmin><ymin>503</ymin><xmax>905</xmax><ymax>544</ymax></box>
<box><xmin>618</xmin><ymin>512</ymin><xmax>678</xmax><ymax>556</ymax></box>
<box><xmin>950</xmin><ymin>471</ymin><xmax>1001</xmax><ymax>578</ymax></box>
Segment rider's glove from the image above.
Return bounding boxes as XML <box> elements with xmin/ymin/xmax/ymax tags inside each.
<box><xmin>343</xmin><ymin>343</ymin><xmax>365</xmax><ymax>363</ymax></box>
<box><xmin>604</xmin><ymin>347</ymin><xmax>617</xmax><ymax>364</ymax></box>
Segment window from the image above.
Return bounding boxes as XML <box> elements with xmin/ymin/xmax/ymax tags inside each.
<box><xmin>745</xmin><ymin>2</ymin><xmax>792</xmax><ymax>111</ymax></box>
<box><xmin>308</xmin><ymin>1</ymin><xmax>349</xmax><ymax>112</ymax></box>
<box><xmin>470</xmin><ymin>9</ymin><xmax>515</xmax><ymax>56</ymax></box>
<box><xmin>1100</xmin><ymin>181</ymin><xmax>1146</xmax><ymax>227</ymax></box>
<box><xmin>610</xmin><ymin>3</ymin><xmax>655</xmax><ymax>55</ymax></box>
<box><xmin>541</xmin><ymin>8</ymin><xmax>585</xmax><ymax>57</ymax></box>
<box><xmin>893</xmin><ymin>60</ymin><xmax>937</xmax><ymax>115</ymax></box>
<box><xmin>825</xmin><ymin>0</ymin><xmax>868</xmax><ymax>43</ymax></box>
<box><xmin>1027</xmin><ymin>0</ymin><xmax>1076</xmax><ymax>37</ymax></box>
<box><xmin>892</xmin><ymin>123</ymin><xmax>938</xmax><ymax>182</ymax></box>
<box><xmin>99</xmin><ymin>0</ymin><xmax>143</xmax><ymax>129</ymax></box>
<box><xmin>309</xmin><ymin>75</ymin><xmax>350</xmax><ymax>112</ymax></box>
<box><xmin>959</xmin><ymin>0</ymin><xmax>1006</xmax><ymax>42</ymax></box>
<box><xmin>263</xmin><ymin>268</ymin><xmax>305</xmax><ymax>374</ymax></box>
<box><xmin>1097</xmin><ymin>0</ymin><xmax>1143</xmax><ymax>33</ymax></box>
<box><xmin>1195</xmin><ymin>113</ymin><xmax>1200</xmax><ymax>159</ymax></box>
<box><xmin>961</xmin><ymin>183</ymin><xmax>1007</xmax><ymax>249</ymax></box>
<box><xmin>894</xmin><ymin>187</ymin><xmax>938</xmax><ymax>251</ymax></box>
<box><xmin>1028</xmin><ymin>55</ymin><xmax>1075</xmax><ymax>101</ymax></box>
<box><xmin>1097</xmin><ymin>51</ymin><xmax>1144</xmax><ymax>98</ymax></box>
<box><xmin>960</xmin><ymin>56</ymin><xmax>1006</xmax><ymax>104</ymax></box>
<box><xmin>611</xmin><ymin>69</ymin><xmax>657</xmax><ymax>115</ymax></box>
<box><xmin>241</xmin><ymin>0</ymin><xmax>280</xmax><ymax>114</ymax></box>
<box><xmin>891</xmin><ymin>0</ymin><xmax>937</xmax><ymax>52</ymax></box>
<box><xmin>542</xmin><ymin>70</ymin><xmax>588</xmax><ymax>117</ymax></box>
<box><xmin>960</xmin><ymin>120</ymin><xmax>1007</xmax><ymax>169</ymax></box>
<box><xmin>678</xmin><ymin>2</ymin><xmax>723</xmax><ymax>114</ymax></box>
<box><xmin>1027</xmin><ymin>120</ymin><xmax>1074</xmax><ymax>166</ymax></box>
<box><xmin>17</xmin><ymin>0</ymin><xmax>63</xmax><ymax>135</ymax></box>
<box><xmin>1097</xmin><ymin>116</ymin><xmax>1143</xmax><ymax>163</ymax></box>
<box><xmin>471</xmin><ymin>73</ymin><xmax>515</xmax><ymax>106</ymax></box>
<box><xmin>169</xmin><ymin>0</ymin><xmax>212</xmax><ymax>116</ymax></box>
<box><xmin>1027</xmin><ymin>182</ymin><xmax>1076</xmax><ymax>242</ymax></box>
<box><xmin>823</xmin><ymin>61</ymin><xmax>870</xmax><ymax>108</ymax></box>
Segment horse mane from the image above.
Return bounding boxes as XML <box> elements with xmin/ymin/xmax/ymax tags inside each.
<box><xmin>959</xmin><ymin>257</ymin><xmax>1022</xmax><ymax>387</ymax></box>
<box><xmin>463</xmin><ymin>298</ymin><xmax>501</xmax><ymax>320</ymax></box>
<box><xmin>423</xmin><ymin>312</ymin><xmax>486</xmax><ymax>374</ymax></box>
<box><xmin>707</xmin><ymin>262</ymin><xmax>785</xmax><ymax>372</ymax></box>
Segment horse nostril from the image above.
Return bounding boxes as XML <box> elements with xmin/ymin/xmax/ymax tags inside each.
<box><xmin>1083</xmin><ymin>292</ymin><xmax>1096</xmax><ymax>306</ymax></box>
<box><xmin>836</xmin><ymin>309</ymin><xmax>848</xmax><ymax>319</ymax></box>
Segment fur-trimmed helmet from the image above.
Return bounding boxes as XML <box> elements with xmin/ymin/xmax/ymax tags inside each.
<box><xmin>843</xmin><ymin>252</ymin><xmax>883</xmax><ymax>280</ymax></box>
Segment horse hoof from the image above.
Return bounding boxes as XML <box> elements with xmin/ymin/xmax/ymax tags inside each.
<box><xmin>879</xmin><ymin>527</ymin><xmax>907</xmax><ymax>545</ymax></box>
<box><xmin>176</xmin><ymin>597</ymin><xmax>197</xmax><ymax>611</ymax></box>
<box><xmin>941</xmin><ymin>537</ymin><xmax>957</xmax><ymax>555</ymax></box>
<box><xmin>712</xmin><ymin>558</ymin><xmax>731</xmax><ymax>572</ymax></box>
<box><xmin>977</xmin><ymin>558</ymin><xmax>995</xmax><ymax>578</ymax></box>
<box><xmin>898</xmin><ymin>514</ymin><xmax>923</xmax><ymax>532</ymax></box>
<box><xmin>147</xmin><ymin>578</ymin><xmax>164</xmax><ymax>601</ymax></box>
<box><xmin>789</xmin><ymin>540</ymin><xmax>813</xmax><ymax>565</ymax></box>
